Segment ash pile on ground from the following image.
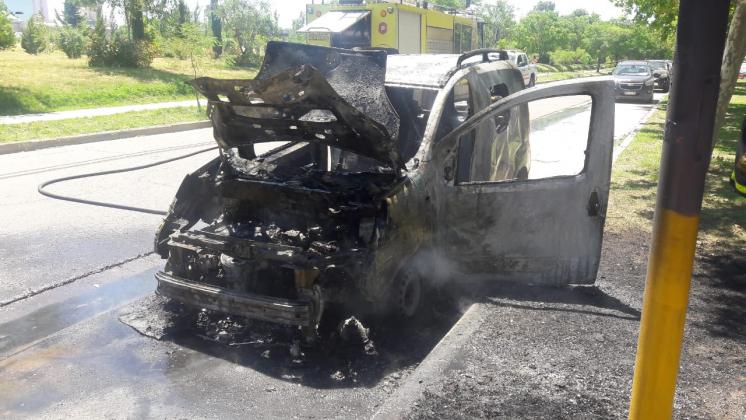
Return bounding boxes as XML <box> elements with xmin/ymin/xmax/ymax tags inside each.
<box><xmin>119</xmin><ymin>292</ymin><xmax>462</xmax><ymax>388</ymax></box>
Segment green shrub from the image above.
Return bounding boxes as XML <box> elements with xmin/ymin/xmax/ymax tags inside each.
<box><xmin>110</xmin><ymin>36</ymin><xmax>156</xmax><ymax>68</ymax></box>
<box><xmin>21</xmin><ymin>13</ymin><xmax>48</xmax><ymax>54</ymax></box>
<box><xmin>59</xmin><ymin>26</ymin><xmax>87</xmax><ymax>59</ymax></box>
<box><xmin>536</xmin><ymin>63</ymin><xmax>558</xmax><ymax>72</ymax></box>
<box><xmin>0</xmin><ymin>5</ymin><xmax>15</xmax><ymax>50</ymax></box>
<box><xmin>88</xmin><ymin>13</ymin><xmax>154</xmax><ymax>68</ymax></box>
<box><xmin>549</xmin><ymin>48</ymin><xmax>593</xmax><ymax>66</ymax></box>
<box><xmin>87</xmin><ymin>12</ymin><xmax>109</xmax><ymax>66</ymax></box>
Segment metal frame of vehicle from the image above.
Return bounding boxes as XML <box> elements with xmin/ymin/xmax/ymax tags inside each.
<box><xmin>154</xmin><ymin>43</ymin><xmax>615</xmax><ymax>330</ymax></box>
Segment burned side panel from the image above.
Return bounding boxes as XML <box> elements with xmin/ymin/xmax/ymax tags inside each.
<box><xmin>431</xmin><ymin>79</ymin><xmax>615</xmax><ymax>286</ymax></box>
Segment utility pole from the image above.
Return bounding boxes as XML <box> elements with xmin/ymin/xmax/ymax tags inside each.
<box><xmin>628</xmin><ymin>1</ymin><xmax>730</xmax><ymax>419</ymax></box>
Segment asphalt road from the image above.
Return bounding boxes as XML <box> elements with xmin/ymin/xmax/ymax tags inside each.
<box><xmin>0</xmin><ymin>92</ymin><xmax>665</xmax><ymax>418</ymax></box>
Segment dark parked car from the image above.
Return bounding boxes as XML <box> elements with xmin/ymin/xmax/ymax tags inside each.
<box><xmin>612</xmin><ymin>61</ymin><xmax>655</xmax><ymax>102</ymax></box>
<box><xmin>153</xmin><ymin>42</ymin><xmax>615</xmax><ymax>335</ymax></box>
<box><xmin>647</xmin><ymin>59</ymin><xmax>671</xmax><ymax>92</ymax></box>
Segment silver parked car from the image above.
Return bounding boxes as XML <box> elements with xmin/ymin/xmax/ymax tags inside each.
<box><xmin>612</xmin><ymin>61</ymin><xmax>655</xmax><ymax>103</ymax></box>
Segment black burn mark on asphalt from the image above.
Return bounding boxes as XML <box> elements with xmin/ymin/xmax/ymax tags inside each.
<box><xmin>119</xmin><ymin>292</ymin><xmax>462</xmax><ymax>390</ymax></box>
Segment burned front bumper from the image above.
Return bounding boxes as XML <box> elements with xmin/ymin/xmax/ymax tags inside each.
<box><xmin>155</xmin><ymin>270</ymin><xmax>315</xmax><ymax>327</ymax></box>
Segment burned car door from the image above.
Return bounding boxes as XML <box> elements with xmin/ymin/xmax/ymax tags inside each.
<box><xmin>433</xmin><ymin>79</ymin><xmax>614</xmax><ymax>285</ymax></box>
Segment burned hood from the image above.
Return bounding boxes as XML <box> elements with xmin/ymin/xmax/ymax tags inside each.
<box><xmin>191</xmin><ymin>42</ymin><xmax>402</xmax><ymax>168</ymax></box>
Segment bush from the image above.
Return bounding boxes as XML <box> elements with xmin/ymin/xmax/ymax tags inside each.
<box><xmin>110</xmin><ymin>36</ymin><xmax>156</xmax><ymax>68</ymax></box>
<box><xmin>535</xmin><ymin>63</ymin><xmax>559</xmax><ymax>73</ymax></box>
<box><xmin>549</xmin><ymin>48</ymin><xmax>593</xmax><ymax>66</ymax></box>
<box><xmin>88</xmin><ymin>13</ymin><xmax>155</xmax><ymax>68</ymax></box>
<box><xmin>0</xmin><ymin>6</ymin><xmax>15</xmax><ymax>50</ymax></box>
<box><xmin>88</xmin><ymin>15</ymin><xmax>109</xmax><ymax>66</ymax></box>
<box><xmin>21</xmin><ymin>13</ymin><xmax>48</xmax><ymax>54</ymax></box>
<box><xmin>59</xmin><ymin>26</ymin><xmax>87</xmax><ymax>59</ymax></box>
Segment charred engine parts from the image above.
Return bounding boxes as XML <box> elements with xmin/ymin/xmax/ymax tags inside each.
<box><xmin>155</xmin><ymin>42</ymin><xmax>420</xmax><ymax>335</ymax></box>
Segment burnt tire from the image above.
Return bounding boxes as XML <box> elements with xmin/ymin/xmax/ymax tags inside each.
<box><xmin>394</xmin><ymin>269</ymin><xmax>423</xmax><ymax>318</ymax></box>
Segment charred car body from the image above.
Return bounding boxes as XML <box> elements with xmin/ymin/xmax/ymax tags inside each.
<box><xmin>154</xmin><ymin>42</ymin><xmax>615</xmax><ymax>333</ymax></box>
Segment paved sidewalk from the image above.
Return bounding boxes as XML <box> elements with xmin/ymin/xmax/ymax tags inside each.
<box><xmin>0</xmin><ymin>100</ymin><xmax>199</xmax><ymax>125</ymax></box>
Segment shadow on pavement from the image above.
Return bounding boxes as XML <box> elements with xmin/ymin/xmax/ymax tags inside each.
<box><xmin>696</xmin><ymin>252</ymin><xmax>746</xmax><ymax>343</ymax></box>
<box><xmin>477</xmin><ymin>282</ymin><xmax>641</xmax><ymax>321</ymax></box>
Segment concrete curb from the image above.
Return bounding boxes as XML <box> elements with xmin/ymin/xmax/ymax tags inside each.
<box><xmin>371</xmin><ymin>304</ymin><xmax>485</xmax><ymax>420</ymax></box>
<box><xmin>0</xmin><ymin>120</ymin><xmax>211</xmax><ymax>156</ymax></box>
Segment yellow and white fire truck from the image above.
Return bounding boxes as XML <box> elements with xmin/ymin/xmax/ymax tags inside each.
<box><xmin>298</xmin><ymin>0</ymin><xmax>484</xmax><ymax>54</ymax></box>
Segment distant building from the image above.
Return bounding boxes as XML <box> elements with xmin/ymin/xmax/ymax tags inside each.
<box><xmin>31</xmin><ymin>0</ymin><xmax>52</xmax><ymax>23</ymax></box>
<box><xmin>3</xmin><ymin>0</ymin><xmax>95</xmax><ymax>28</ymax></box>
<box><xmin>4</xmin><ymin>0</ymin><xmax>57</xmax><ymax>26</ymax></box>
<box><xmin>4</xmin><ymin>9</ymin><xmax>23</xmax><ymax>33</ymax></box>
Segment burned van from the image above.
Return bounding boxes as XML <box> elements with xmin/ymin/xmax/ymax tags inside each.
<box><xmin>154</xmin><ymin>42</ymin><xmax>615</xmax><ymax>331</ymax></box>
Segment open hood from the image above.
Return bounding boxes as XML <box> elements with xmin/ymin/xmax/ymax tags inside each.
<box><xmin>190</xmin><ymin>42</ymin><xmax>402</xmax><ymax>168</ymax></box>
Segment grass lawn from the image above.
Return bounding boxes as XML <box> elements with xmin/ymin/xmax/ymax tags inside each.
<box><xmin>538</xmin><ymin>68</ymin><xmax>612</xmax><ymax>83</ymax></box>
<box><xmin>608</xmin><ymin>80</ymin><xmax>746</xmax><ymax>251</ymax></box>
<box><xmin>0</xmin><ymin>106</ymin><xmax>207</xmax><ymax>143</ymax></box>
<box><xmin>0</xmin><ymin>47</ymin><xmax>256</xmax><ymax>116</ymax></box>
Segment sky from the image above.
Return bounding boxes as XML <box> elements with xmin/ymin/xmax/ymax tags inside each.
<box><xmin>11</xmin><ymin>0</ymin><xmax>625</xmax><ymax>28</ymax></box>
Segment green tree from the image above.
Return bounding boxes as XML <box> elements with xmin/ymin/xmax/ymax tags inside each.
<box><xmin>175</xmin><ymin>23</ymin><xmax>214</xmax><ymax>110</ymax></box>
<box><xmin>513</xmin><ymin>10</ymin><xmax>567</xmax><ymax>63</ymax></box>
<box><xmin>58</xmin><ymin>25</ymin><xmax>87</xmax><ymax>58</ymax></box>
<box><xmin>210</xmin><ymin>0</ymin><xmax>222</xmax><ymax>57</ymax></box>
<box><xmin>583</xmin><ymin>20</ymin><xmax>618</xmax><ymax>69</ymax></box>
<box><xmin>60</xmin><ymin>0</ymin><xmax>84</xmax><ymax>26</ymax></box>
<box><xmin>129</xmin><ymin>0</ymin><xmax>146</xmax><ymax>41</ymax></box>
<box><xmin>480</xmin><ymin>0</ymin><xmax>515</xmax><ymax>47</ymax></box>
<box><xmin>287</xmin><ymin>11</ymin><xmax>306</xmax><ymax>43</ymax></box>
<box><xmin>559</xmin><ymin>10</ymin><xmax>598</xmax><ymax>51</ymax></box>
<box><xmin>613</xmin><ymin>0</ymin><xmax>677</xmax><ymax>39</ymax></box>
<box><xmin>615</xmin><ymin>0</ymin><xmax>746</xmax><ymax>144</ymax></box>
<box><xmin>0</xmin><ymin>4</ymin><xmax>15</xmax><ymax>50</ymax></box>
<box><xmin>21</xmin><ymin>13</ymin><xmax>49</xmax><ymax>54</ymax></box>
<box><xmin>88</xmin><ymin>9</ymin><xmax>110</xmax><ymax>66</ymax></box>
<box><xmin>220</xmin><ymin>0</ymin><xmax>279</xmax><ymax>67</ymax></box>
<box><xmin>532</xmin><ymin>1</ymin><xmax>555</xmax><ymax>12</ymax></box>
<box><xmin>427</xmin><ymin>0</ymin><xmax>467</xmax><ymax>9</ymax></box>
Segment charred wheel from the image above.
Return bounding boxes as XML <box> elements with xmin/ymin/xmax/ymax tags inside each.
<box><xmin>394</xmin><ymin>269</ymin><xmax>423</xmax><ymax>318</ymax></box>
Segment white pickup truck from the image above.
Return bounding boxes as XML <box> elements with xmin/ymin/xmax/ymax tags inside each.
<box><xmin>507</xmin><ymin>50</ymin><xmax>537</xmax><ymax>87</ymax></box>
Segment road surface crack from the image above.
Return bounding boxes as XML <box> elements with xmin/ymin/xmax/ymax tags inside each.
<box><xmin>0</xmin><ymin>252</ymin><xmax>154</xmax><ymax>308</ymax></box>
